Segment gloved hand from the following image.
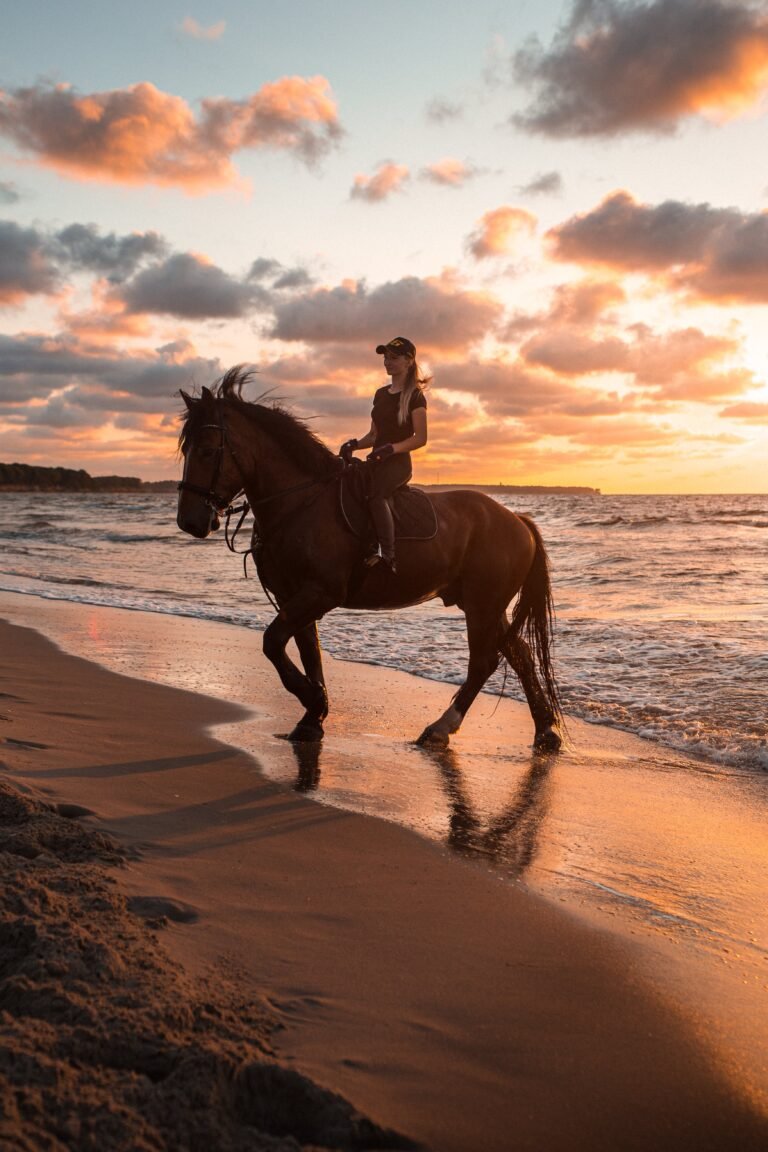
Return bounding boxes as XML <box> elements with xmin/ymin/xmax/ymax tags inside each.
<box><xmin>338</xmin><ymin>439</ymin><xmax>358</xmax><ymax>463</ymax></box>
<box><xmin>367</xmin><ymin>443</ymin><xmax>394</xmax><ymax>463</ymax></box>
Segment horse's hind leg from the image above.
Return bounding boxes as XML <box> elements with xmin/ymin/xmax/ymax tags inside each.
<box><xmin>291</xmin><ymin>622</ymin><xmax>328</xmax><ymax>741</ymax></box>
<box><xmin>417</xmin><ymin>608</ymin><xmax>503</xmax><ymax>747</ymax></box>
<box><xmin>501</xmin><ymin>633</ymin><xmax>561</xmax><ymax>752</ymax></box>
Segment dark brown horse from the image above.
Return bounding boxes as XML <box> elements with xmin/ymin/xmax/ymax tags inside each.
<box><xmin>177</xmin><ymin>367</ymin><xmax>562</xmax><ymax>751</ymax></box>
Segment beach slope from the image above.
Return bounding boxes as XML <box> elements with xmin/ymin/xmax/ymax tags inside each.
<box><xmin>1</xmin><ymin>605</ymin><xmax>766</xmax><ymax>1152</ymax></box>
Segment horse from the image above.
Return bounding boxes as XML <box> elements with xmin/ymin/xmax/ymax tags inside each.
<box><xmin>176</xmin><ymin>367</ymin><xmax>562</xmax><ymax>752</ymax></box>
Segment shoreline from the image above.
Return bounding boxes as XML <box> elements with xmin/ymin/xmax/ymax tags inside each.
<box><xmin>1</xmin><ymin>592</ymin><xmax>767</xmax><ymax>1148</ymax></box>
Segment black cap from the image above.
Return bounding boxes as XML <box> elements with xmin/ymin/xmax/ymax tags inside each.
<box><xmin>376</xmin><ymin>336</ymin><xmax>416</xmax><ymax>358</ymax></box>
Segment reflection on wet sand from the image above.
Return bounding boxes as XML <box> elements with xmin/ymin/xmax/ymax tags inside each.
<box><xmin>284</xmin><ymin>735</ymin><xmax>555</xmax><ymax>878</ymax></box>
<box><xmin>414</xmin><ymin>745</ymin><xmax>554</xmax><ymax>876</ymax></box>
<box><xmin>289</xmin><ymin>738</ymin><xmax>323</xmax><ymax>793</ymax></box>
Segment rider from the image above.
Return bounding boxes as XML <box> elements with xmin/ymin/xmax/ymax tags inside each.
<box><xmin>339</xmin><ymin>337</ymin><xmax>429</xmax><ymax>573</ymax></box>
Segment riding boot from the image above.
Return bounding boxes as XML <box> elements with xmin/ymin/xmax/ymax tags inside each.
<box><xmin>366</xmin><ymin>496</ymin><xmax>397</xmax><ymax>572</ymax></box>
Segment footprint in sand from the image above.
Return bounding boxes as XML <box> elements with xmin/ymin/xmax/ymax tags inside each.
<box><xmin>127</xmin><ymin>896</ymin><xmax>200</xmax><ymax>925</ymax></box>
<box><xmin>55</xmin><ymin>802</ymin><xmax>96</xmax><ymax>819</ymax></box>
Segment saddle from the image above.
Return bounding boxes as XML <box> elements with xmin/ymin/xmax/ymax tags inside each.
<box><xmin>339</xmin><ymin>461</ymin><xmax>438</xmax><ymax>543</ymax></box>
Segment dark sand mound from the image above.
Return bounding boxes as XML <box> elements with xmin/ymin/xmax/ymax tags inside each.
<box><xmin>0</xmin><ymin>779</ymin><xmax>416</xmax><ymax>1152</ymax></box>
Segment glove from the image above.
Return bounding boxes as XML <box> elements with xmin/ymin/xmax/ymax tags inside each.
<box><xmin>338</xmin><ymin>439</ymin><xmax>358</xmax><ymax>463</ymax></box>
<box><xmin>367</xmin><ymin>443</ymin><xmax>395</xmax><ymax>463</ymax></box>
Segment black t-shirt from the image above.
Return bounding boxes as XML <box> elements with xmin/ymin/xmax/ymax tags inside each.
<box><xmin>371</xmin><ymin>385</ymin><xmax>427</xmax><ymax>446</ymax></box>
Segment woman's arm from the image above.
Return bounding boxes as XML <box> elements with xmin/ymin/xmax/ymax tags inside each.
<box><xmin>340</xmin><ymin>421</ymin><xmax>377</xmax><ymax>457</ymax></box>
<box><xmin>354</xmin><ymin>420</ymin><xmax>377</xmax><ymax>451</ymax></box>
<box><xmin>392</xmin><ymin>407</ymin><xmax>427</xmax><ymax>454</ymax></box>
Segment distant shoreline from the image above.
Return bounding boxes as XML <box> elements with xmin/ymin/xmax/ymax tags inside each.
<box><xmin>421</xmin><ymin>483</ymin><xmax>601</xmax><ymax>495</ymax></box>
<box><xmin>0</xmin><ymin>461</ymin><xmax>599</xmax><ymax>496</ymax></box>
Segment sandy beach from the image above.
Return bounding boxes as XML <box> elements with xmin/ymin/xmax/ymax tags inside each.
<box><xmin>1</xmin><ymin>591</ymin><xmax>767</xmax><ymax>1151</ymax></box>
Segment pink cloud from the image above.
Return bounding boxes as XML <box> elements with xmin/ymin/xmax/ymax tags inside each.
<box><xmin>0</xmin><ymin>77</ymin><xmax>342</xmax><ymax>191</ymax></box>
<box><xmin>466</xmin><ymin>206</ymin><xmax>537</xmax><ymax>260</ymax></box>
<box><xmin>350</xmin><ymin>162</ymin><xmax>410</xmax><ymax>203</ymax></box>
<box><xmin>180</xmin><ymin>16</ymin><xmax>226</xmax><ymax>40</ymax></box>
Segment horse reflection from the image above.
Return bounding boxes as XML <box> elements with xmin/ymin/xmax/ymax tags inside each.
<box><xmin>282</xmin><ymin>735</ymin><xmax>322</xmax><ymax>792</ymax></box>
<box><xmin>417</xmin><ymin>745</ymin><xmax>554</xmax><ymax>877</ymax></box>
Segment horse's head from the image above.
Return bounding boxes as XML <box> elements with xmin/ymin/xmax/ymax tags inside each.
<box><xmin>177</xmin><ymin>386</ymin><xmax>243</xmax><ymax>538</ymax></box>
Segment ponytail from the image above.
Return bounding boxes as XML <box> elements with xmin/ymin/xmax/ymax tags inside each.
<box><xmin>398</xmin><ymin>359</ymin><xmax>432</xmax><ymax>425</ymax></box>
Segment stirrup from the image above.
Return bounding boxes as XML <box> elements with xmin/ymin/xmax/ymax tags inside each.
<box><xmin>365</xmin><ymin>544</ymin><xmax>396</xmax><ymax>573</ymax></box>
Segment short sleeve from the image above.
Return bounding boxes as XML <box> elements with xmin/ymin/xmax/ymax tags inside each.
<box><xmin>409</xmin><ymin>388</ymin><xmax>427</xmax><ymax>412</ymax></box>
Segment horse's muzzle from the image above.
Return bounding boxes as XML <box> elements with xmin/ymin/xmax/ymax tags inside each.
<box><xmin>177</xmin><ymin>509</ymin><xmax>217</xmax><ymax>539</ymax></box>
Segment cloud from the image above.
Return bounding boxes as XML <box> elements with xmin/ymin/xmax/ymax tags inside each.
<box><xmin>180</xmin><ymin>16</ymin><xmax>226</xmax><ymax>40</ymax></box>
<box><xmin>548</xmin><ymin>190</ymin><xmax>768</xmax><ymax>301</ymax></box>
<box><xmin>503</xmin><ymin>277</ymin><xmax>625</xmax><ymax>339</ymax></box>
<box><xmin>0</xmin><ymin>77</ymin><xmax>343</xmax><ymax>191</ymax></box>
<box><xmin>513</xmin><ymin>0</ymin><xmax>768</xmax><ymax>137</ymax></box>
<box><xmin>246</xmin><ymin>257</ymin><xmax>314</xmax><ymax>290</ymax></box>
<box><xmin>518</xmin><ymin>170</ymin><xmax>563</xmax><ymax>196</ymax></box>
<box><xmin>425</xmin><ymin>98</ymin><xmax>463</xmax><ymax>123</ymax></box>
<box><xmin>0</xmin><ymin>331</ymin><xmax>220</xmax><ymax>409</ymax></box>
<box><xmin>466</xmin><ymin>205</ymin><xmax>537</xmax><ymax>259</ymax></box>
<box><xmin>0</xmin><ymin>181</ymin><xmax>21</xmax><ymax>205</ymax></box>
<box><xmin>419</xmin><ymin>158</ymin><xmax>480</xmax><ymax>188</ymax></box>
<box><xmin>719</xmin><ymin>400</ymin><xmax>768</xmax><ymax>422</ymax></box>
<box><xmin>521</xmin><ymin>331</ymin><xmax>630</xmax><ymax>375</ymax></box>
<box><xmin>350</xmin><ymin>162</ymin><xmax>410</xmax><ymax>202</ymax></box>
<box><xmin>0</xmin><ymin>220</ymin><xmax>60</xmax><ymax>303</ymax></box>
<box><xmin>118</xmin><ymin>252</ymin><xmax>269</xmax><ymax>318</ymax></box>
<box><xmin>271</xmin><ymin>274</ymin><xmax>503</xmax><ymax>350</ymax></box>
<box><xmin>53</xmin><ymin>223</ymin><xmax>168</xmax><ymax>280</ymax></box>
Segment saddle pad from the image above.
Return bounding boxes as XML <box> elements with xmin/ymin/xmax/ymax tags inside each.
<box><xmin>340</xmin><ymin>467</ymin><xmax>438</xmax><ymax>542</ymax></box>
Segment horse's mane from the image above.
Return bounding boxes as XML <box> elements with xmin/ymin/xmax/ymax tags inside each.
<box><xmin>179</xmin><ymin>365</ymin><xmax>337</xmax><ymax>475</ymax></box>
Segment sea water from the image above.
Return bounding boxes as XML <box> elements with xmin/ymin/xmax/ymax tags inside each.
<box><xmin>1</xmin><ymin>490</ymin><xmax>765</xmax><ymax>772</ymax></box>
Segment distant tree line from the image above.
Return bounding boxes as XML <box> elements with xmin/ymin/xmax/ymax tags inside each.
<box><xmin>0</xmin><ymin>462</ymin><xmax>176</xmax><ymax>492</ymax></box>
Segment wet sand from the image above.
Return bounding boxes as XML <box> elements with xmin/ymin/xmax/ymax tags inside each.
<box><xmin>1</xmin><ymin>592</ymin><xmax>767</xmax><ymax>1150</ymax></box>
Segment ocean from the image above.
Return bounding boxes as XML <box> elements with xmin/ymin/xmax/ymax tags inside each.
<box><xmin>1</xmin><ymin>489</ymin><xmax>766</xmax><ymax>773</ymax></box>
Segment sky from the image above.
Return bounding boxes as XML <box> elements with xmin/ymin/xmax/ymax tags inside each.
<box><xmin>1</xmin><ymin>0</ymin><xmax>768</xmax><ymax>492</ymax></box>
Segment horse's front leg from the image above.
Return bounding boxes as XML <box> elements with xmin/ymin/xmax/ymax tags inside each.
<box><xmin>262</xmin><ymin>589</ymin><xmax>335</xmax><ymax>740</ymax></box>
<box><xmin>290</xmin><ymin>621</ymin><xmax>328</xmax><ymax>742</ymax></box>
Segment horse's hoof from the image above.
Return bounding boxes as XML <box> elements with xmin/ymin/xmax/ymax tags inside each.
<box><xmin>533</xmin><ymin>726</ymin><xmax>562</xmax><ymax>753</ymax></box>
<box><xmin>288</xmin><ymin>721</ymin><xmax>324</xmax><ymax>743</ymax></box>
<box><xmin>416</xmin><ymin>725</ymin><xmax>450</xmax><ymax>748</ymax></box>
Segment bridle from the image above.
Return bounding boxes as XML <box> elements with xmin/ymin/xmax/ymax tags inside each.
<box><xmin>177</xmin><ymin>420</ymin><xmax>240</xmax><ymax>513</ymax></box>
<box><xmin>178</xmin><ymin>413</ymin><xmax>337</xmax><ymax>517</ymax></box>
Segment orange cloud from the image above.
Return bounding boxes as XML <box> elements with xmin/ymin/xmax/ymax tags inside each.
<box><xmin>350</xmin><ymin>162</ymin><xmax>410</xmax><ymax>202</ymax></box>
<box><xmin>0</xmin><ymin>77</ymin><xmax>342</xmax><ymax>191</ymax></box>
<box><xmin>719</xmin><ymin>401</ymin><xmax>768</xmax><ymax>423</ymax></box>
<box><xmin>548</xmin><ymin>191</ymin><xmax>768</xmax><ymax>302</ymax></box>
<box><xmin>419</xmin><ymin>158</ymin><xmax>478</xmax><ymax>187</ymax></box>
<box><xmin>513</xmin><ymin>0</ymin><xmax>768</xmax><ymax>137</ymax></box>
<box><xmin>466</xmin><ymin>206</ymin><xmax>537</xmax><ymax>259</ymax></box>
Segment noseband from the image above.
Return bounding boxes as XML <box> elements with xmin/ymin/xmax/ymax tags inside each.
<box><xmin>178</xmin><ymin>420</ymin><xmax>242</xmax><ymax>512</ymax></box>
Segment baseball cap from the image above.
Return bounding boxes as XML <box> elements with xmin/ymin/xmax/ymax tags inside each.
<box><xmin>375</xmin><ymin>336</ymin><xmax>416</xmax><ymax>357</ymax></box>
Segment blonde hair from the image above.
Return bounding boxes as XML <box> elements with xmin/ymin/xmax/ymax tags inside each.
<box><xmin>398</xmin><ymin>358</ymin><xmax>432</xmax><ymax>425</ymax></box>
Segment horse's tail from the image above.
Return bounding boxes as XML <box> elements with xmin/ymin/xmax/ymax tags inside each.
<box><xmin>507</xmin><ymin>514</ymin><xmax>562</xmax><ymax>724</ymax></box>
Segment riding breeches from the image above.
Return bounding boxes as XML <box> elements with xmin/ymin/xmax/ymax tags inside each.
<box><xmin>363</xmin><ymin>452</ymin><xmax>412</xmax><ymax>500</ymax></box>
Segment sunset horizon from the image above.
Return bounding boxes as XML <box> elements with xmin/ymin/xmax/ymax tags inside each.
<box><xmin>2</xmin><ymin>0</ymin><xmax>767</xmax><ymax>496</ymax></box>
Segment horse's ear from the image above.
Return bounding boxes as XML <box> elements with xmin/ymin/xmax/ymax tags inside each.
<box><xmin>179</xmin><ymin>389</ymin><xmax>195</xmax><ymax>411</ymax></box>
<box><xmin>201</xmin><ymin>385</ymin><xmax>214</xmax><ymax>403</ymax></box>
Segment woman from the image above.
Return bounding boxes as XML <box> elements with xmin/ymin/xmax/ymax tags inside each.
<box><xmin>339</xmin><ymin>336</ymin><xmax>429</xmax><ymax>573</ymax></box>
